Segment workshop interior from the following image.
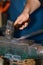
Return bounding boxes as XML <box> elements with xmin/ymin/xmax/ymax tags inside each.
<box><xmin>0</xmin><ymin>0</ymin><xmax>43</xmax><ymax>65</ymax></box>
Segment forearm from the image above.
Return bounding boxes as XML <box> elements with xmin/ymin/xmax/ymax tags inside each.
<box><xmin>23</xmin><ymin>0</ymin><xmax>41</xmax><ymax>14</ymax></box>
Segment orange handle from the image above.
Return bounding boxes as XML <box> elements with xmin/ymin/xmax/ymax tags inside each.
<box><xmin>0</xmin><ymin>1</ymin><xmax>10</xmax><ymax>13</ymax></box>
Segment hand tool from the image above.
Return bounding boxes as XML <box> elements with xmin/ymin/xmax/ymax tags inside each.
<box><xmin>0</xmin><ymin>0</ymin><xmax>10</xmax><ymax>28</ymax></box>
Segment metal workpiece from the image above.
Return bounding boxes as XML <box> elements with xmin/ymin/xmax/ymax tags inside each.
<box><xmin>18</xmin><ymin>30</ymin><xmax>43</xmax><ymax>40</ymax></box>
<box><xmin>4</xmin><ymin>20</ymin><xmax>14</xmax><ymax>39</ymax></box>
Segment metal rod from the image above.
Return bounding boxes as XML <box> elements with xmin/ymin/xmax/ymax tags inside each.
<box><xmin>18</xmin><ymin>30</ymin><xmax>43</xmax><ymax>40</ymax></box>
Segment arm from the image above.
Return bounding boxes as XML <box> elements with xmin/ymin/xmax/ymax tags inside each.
<box><xmin>24</xmin><ymin>0</ymin><xmax>41</xmax><ymax>14</ymax></box>
<box><xmin>14</xmin><ymin>0</ymin><xmax>41</xmax><ymax>30</ymax></box>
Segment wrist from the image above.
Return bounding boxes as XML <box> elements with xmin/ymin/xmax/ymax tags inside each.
<box><xmin>23</xmin><ymin>4</ymin><xmax>31</xmax><ymax>15</ymax></box>
<box><xmin>29</xmin><ymin>0</ymin><xmax>41</xmax><ymax>14</ymax></box>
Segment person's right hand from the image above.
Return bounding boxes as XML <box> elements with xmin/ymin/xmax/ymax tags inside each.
<box><xmin>14</xmin><ymin>10</ymin><xmax>30</xmax><ymax>30</ymax></box>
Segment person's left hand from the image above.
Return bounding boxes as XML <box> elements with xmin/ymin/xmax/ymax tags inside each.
<box><xmin>14</xmin><ymin>11</ymin><xmax>30</xmax><ymax>30</ymax></box>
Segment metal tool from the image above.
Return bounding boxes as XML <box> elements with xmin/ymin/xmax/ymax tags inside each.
<box><xmin>18</xmin><ymin>30</ymin><xmax>43</xmax><ymax>40</ymax></box>
<box><xmin>4</xmin><ymin>20</ymin><xmax>14</xmax><ymax>39</ymax></box>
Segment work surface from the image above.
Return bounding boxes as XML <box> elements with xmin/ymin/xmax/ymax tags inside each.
<box><xmin>0</xmin><ymin>36</ymin><xmax>43</xmax><ymax>60</ymax></box>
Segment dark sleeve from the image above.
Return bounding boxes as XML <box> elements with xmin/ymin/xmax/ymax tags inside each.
<box><xmin>39</xmin><ymin>0</ymin><xmax>43</xmax><ymax>4</ymax></box>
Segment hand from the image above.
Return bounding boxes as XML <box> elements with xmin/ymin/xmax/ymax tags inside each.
<box><xmin>14</xmin><ymin>11</ymin><xmax>30</xmax><ymax>30</ymax></box>
<box><xmin>14</xmin><ymin>0</ymin><xmax>40</xmax><ymax>30</ymax></box>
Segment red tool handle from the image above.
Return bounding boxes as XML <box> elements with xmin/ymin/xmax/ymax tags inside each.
<box><xmin>0</xmin><ymin>0</ymin><xmax>10</xmax><ymax>13</ymax></box>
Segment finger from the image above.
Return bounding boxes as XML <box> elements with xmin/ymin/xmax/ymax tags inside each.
<box><xmin>14</xmin><ymin>16</ymin><xmax>22</xmax><ymax>26</ymax></box>
<box><xmin>18</xmin><ymin>15</ymin><xmax>29</xmax><ymax>24</ymax></box>
<box><xmin>24</xmin><ymin>22</ymin><xmax>28</xmax><ymax>28</ymax></box>
<box><xmin>19</xmin><ymin>25</ymin><xmax>25</xmax><ymax>30</ymax></box>
<box><xmin>14</xmin><ymin>17</ymin><xmax>24</xmax><ymax>26</ymax></box>
<box><xmin>14</xmin><ymin>14</ymin><xmax>29</xmax><ymax>25</ymax></box>
<box><xmin>19</xmin><ymin>22</ymin><xmax>28</xmax><ymax>30</ymax></box>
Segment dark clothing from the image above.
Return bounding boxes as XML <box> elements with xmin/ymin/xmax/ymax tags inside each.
<box><xmin>39</xmin><ymin>0</ymin><xmax>43</xmax><ymax>4</ymax></box>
